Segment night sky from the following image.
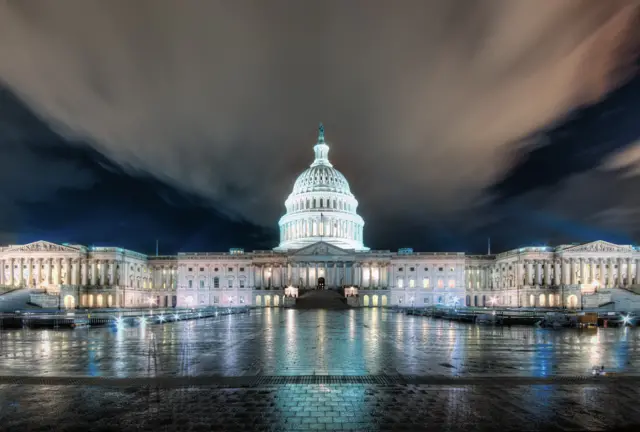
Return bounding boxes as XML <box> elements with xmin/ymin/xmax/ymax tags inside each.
<box><xmin>0</xmin><ymin>1</ymin><xmax>639</xmax><ymax>255</ymax></box>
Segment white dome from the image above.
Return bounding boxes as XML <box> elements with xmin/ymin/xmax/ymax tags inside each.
<box><xmin>274</xmin><ymin>124</ymin><xmax>368</xmax><ymax>252</ymax></box>
<box><xmin>292</xmin><ymin>164</ymin><xmax>351</xmax><ymax>195</ymax></box>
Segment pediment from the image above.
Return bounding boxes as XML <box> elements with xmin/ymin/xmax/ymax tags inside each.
<box><xmin>6</xmin><ymin>240</ymin><xmax>81</xmax><ymax>253</ymax></box>
<box><xmin>291</xmin><ymin>241</ymin><xmax>352</xmax><ymax>257</ymax></box>
<box><xmin>562</xmin><ymin>240</ymin><xmax>633</xmax><ymax>253</ymax></box>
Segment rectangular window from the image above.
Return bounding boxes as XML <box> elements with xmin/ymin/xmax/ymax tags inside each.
<box><xmin>423</xmin><ymin>278</ymin><xmax>430</xmax><ymax>288</ymax></box>
<box><xmin>239</xmin><ymin>267</ymin><xmax>245</xmax><ymax>272</ymax></box>
<box><xmin>409</xmin><ymin>267</ymin><xmax>415</xmax><ymax>272</ymax></box>
<box><xmin>240</xmin><ymin>296</ymin><xmax>245</xmax><ymax>304</ymax></box>
<box><xmin>213</xmin><ymin>296</ymin><xmax>219</xmax><ymax>304</ymax></box>
<box><xmin>214</xmin><ymin>278</ymin><xmax>219</xmax><ymax>288</ymax></box>
<box><xmin>424</xmin><ymin>298</ymin><xmax>430</xmax><ymax>304</ymax></box>
<box><xmin>398</xmin><ymin>267</ymin><xmax>404</xmax><ymax>272</ymax></box>
<box><xmin>397</xmin><ymin>279</ymin><xmax>404</xmax><ymax>288</ymax></box>
<box><xmin>438</xmin><ymin>267</ymin><xmax>443</xmax><ymax>272</ymax></box>
<box><xmin>240</xmin><ymin>279</ymin><xmax>245</xmax><ymax>288</ymax></box>
<box><xmin>228</xmin><ymin>267</ymin><xmax>233</xmax><ymax>272</ymax></box>
<box><xmin>448</xmin><ymin>279</ymin><xmax>455</xmax><ymax>288</ymax></box>
<box><xmin>188</xmin><ymin>268</ymin><xmax>193</xmax><ymax>272</ymax></box>
<box><xmin>437</xmin><ymin>279</ymin><xmax>444</xmax><ymax>288</ymax></box>
<box><xmin>188</xmin><ymin>280</ymin><xmax>193</xmax><ymax>288</ymax></box>
<box><xmin>227</xmin><ymin>279</ymin><xmax>233</xmax><ymax>288</ymax></box>
<box><xmin>200</xmin><ymin>267</ymin><xmax>204</xmax><ymax>272</ymax></box>
<box><xmin>450</xmin><ymin>267</ymin><xmax>455</xmax><ymax>272</ymax></box>
<box><xmin>409</xmin><ymin>279</ymin><xmax>415</xmax><ymax>288</ymax></box>
<box><xmin>200</xmin><ymin>280</ymin><xmax>204</xmax><ymax>288</ymax></box>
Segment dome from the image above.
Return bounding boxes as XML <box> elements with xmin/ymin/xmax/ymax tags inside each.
<box><xmin>274</xmin><ymin>124</ymin><xmax>368</xmax><ymax>252</ymax></box>
<box><xmin>292</xmin><ymin>164</ymin><xmax>352</xmax><ymax>196</ymax></box>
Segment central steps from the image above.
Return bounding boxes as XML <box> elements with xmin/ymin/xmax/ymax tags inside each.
<box><xmin>293</xmin><ymin>289</ymin><xmax>349</xmax><ymax>309</ymax></box>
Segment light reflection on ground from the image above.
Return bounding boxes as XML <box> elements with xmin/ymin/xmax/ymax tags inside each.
<box><xmin>1</xmin><ymin>308</ymin><xmax>639</xmax><ymax>378</ymax></box>
<box><xmin>2</xmin><ymin>309</ymin><xmax>640</xmax><ymax>430</ymax></box>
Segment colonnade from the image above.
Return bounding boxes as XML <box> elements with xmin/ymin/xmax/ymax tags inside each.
<box><xmin>280</xmin><ymin>216</ymin><xmax>363</xmax><ymax>243</ymax></box>
<box><xmin>467</xmin><ymin>257</ymin><xmax>640</xmax><ymax>291</ymax></box>
<box><xmin>252</xmin><ymin>262</ymin><xmax>389</xmax><ymax>289</ymax></box>
<box><xmin>0</xmin><ymin>257</ymin><xmax>121</xmax><ymax>288</ymax></box>
<box><xmin>520</xmin><ymin>257</ymin><xmax>640</xmax><ymax>287</ymax></box>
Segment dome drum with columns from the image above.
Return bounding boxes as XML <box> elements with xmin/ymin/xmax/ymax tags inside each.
<box><xmin>274</xmin><ymin>124</ymin><xmax>368</xmax><ymax>251</ymax></box>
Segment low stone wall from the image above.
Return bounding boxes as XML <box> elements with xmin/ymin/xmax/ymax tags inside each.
<box><xmin>29</xmin><ymin>294</ymin><xmax>60</xmax><ymax>308</ymax></box>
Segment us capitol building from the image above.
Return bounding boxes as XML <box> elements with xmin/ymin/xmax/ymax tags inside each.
<box><xmin>1</xmin><ymin>125</ymin><xmax>640</xmax><ymax>310</ymax></box>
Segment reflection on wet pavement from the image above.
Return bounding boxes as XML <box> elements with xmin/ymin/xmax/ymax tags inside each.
<box><xmin>1</xmin><ymin>308</ymin><xmax>639</xmax><ymax>378</ymax></box>
<box><xmin>1</xmin><ymin>308</ymin><xmax>640</xmax><ymax>430</ymax></box>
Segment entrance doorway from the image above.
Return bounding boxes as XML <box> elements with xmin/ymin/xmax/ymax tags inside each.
<box><xmin>317</xmin><ymin>277</ymin><xmax>325</xmax><ymax>290</ymax></box>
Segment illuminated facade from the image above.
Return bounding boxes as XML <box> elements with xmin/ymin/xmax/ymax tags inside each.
<box><xmin>1</xmin><ymin>125</ymin><xmax>639</xmax><ymax>309</ymax></box>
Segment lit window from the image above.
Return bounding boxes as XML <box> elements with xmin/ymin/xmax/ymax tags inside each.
<box><xmin>423</xmin><ymin>278</ymin><xmax>430</xmax><ymax>288</ymax></box>
<box><xmin>450</xmin><ymin>267</ymin><xmax>454</xmax><ymax>272</ymax></box>
<box><xmin>448</xmin><ymin>279</ymin><xmax>455</xmax><ymax>288</ymax></box>
<box><xmin>437</xmin><ymin>279</ymin><xmax>444</xmax><ymax>288</ymax></box>
<box><xmin>397</xmin><ymin>279</ymin><xmax>404</xmax><ymax>288</ymax></box>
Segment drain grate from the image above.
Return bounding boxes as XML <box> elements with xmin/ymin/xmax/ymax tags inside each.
<box><xmin>1</xmin><ymin>374</ymin><xmax>639</xmax><ymax>388</ymax></box>
<box><xmin>249</xmin><ymin>375</ymin><xmax>405</xmax><ymax>386</ymax></box>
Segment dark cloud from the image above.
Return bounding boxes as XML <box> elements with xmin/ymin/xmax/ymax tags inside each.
<box><xmin>0</xmin><ymin>1</ymin><xmax>639</xmax><ymax>252</ymax></box>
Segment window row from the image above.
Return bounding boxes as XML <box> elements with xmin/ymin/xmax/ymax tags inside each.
<box><xmin>396</xmin><ymin>266</ymin><xmax>455</xmax><ymax>272</ymax></box>
<box><xmin>289</xmin><ymin>197</ymin><xmax>352</xmax><ymax>212</ymax></box>
<box><xmin>187</xmin><ymin>277</ymin><xmax>246</xmax><ymax>289</ymax></box>
<box><xmin>187</xmin><ymin>267</ymin><xmax>245</xmax><ymax>273</ymax></box>
<box><xmin>396</xmin><ymin>277</ymin><xmax>456</xmax><ymax>289</ymax></box>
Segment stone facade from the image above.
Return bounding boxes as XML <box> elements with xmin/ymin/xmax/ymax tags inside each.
<box><xmin>1</xmin><ymin>126</ymin><xmax>638</xmax><ymax>309</ymax></box>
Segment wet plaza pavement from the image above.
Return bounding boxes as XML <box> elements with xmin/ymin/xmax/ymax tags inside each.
<box><xmin>1</xmin><ymin>308</ymin><xmax>640</xmax><ymax>430</ymax></box>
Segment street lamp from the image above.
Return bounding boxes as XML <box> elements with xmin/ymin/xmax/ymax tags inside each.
<box><xmin>146</xmin><ymin>296</ymin><xmax>156</xmax><ymax>315</ymax></box>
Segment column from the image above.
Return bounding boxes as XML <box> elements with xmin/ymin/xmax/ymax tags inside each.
<box><xmin>617</xmin><ymin>257</ymin><xmax>623</xmax><ymax>286</ymax></box>
<box><xmin>607</xmin><ymin>259</ymin><xmax>614</xmax><ymax>287</ymax></box>
<box><xmin>360</xmin><ymin>264</ymin><xmax>365</xmax><ymax>288</ymax></box>
<box><xmin>610</xmin><ymin>258</ymin><xmax>616</xmax><ymax>287</ymax></box>
<box><xmin>81</xmin><ymin>260</ymin><xmax>88</xmax><ymax>285</ymax></box>
<box><xmin>64</xmin><ymin>257</ymin><xmax>71</xmax><ymax>285</ymax></box>
<box><xmin>636</xmin><ymin>258</ymin><xmax>640</xmax><ymax>286</ymax></box>
<box><xmin>589</xmin><ymin>259</ymin><xmax>596</xmax><ymax>286</ymax></box>
<box><xmin>8</xmin><ymin>258</ymin><xmax>14</xmax><ymax>286</ymax></box>
<box><xmin>109</xmin><ymin>260</ymin><xmax>116</xmax><ymax>286</ymax></box>
<box><xmin>579</xmin><ymin>258</ymin><xmax>585</xmax><ymax>285</ymax></box>
<box><xmin>544</xmin><ymin>261</ymin><xmax>551</xmax><ymax>286</ymax></box>
<box><xmin>570</xmin><ymin>259</ymin><xmax>576</xmax><ymax>285</ymax></box>
<box><xmin>34</xmin><ymin>258</ymin><xmax>41</xmax><ymax>287</ymax></box>
<box><xmin>25</xmin><ymin>258</ymin><xmax>32</xmax><ymax>287</ymax></box>
<box><xmin>45</xmin><ymin>258</ymin><xmax>52</xmax><ymax>285</ymax></box>
<box><xmin>553</xmin><ymin>260</ymin><xmax>561</xmax><ymax>285</ymax></box>
<box><xmin>0</xmin><ymin>259</ymin><xmax>3</xmax><ymax>285</ymax></box>
<box><xmin>101</xmin><ymin>261</ymin><xmax>108</xmax><ymax>286</ymax></box>
<box><xmin>627</xmin><ymin>258</ymin><xmax>633</xmax><ymax>287</ymax></box>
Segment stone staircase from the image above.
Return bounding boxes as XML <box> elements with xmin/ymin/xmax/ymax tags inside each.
<box><xmin>293</xmin><ymin>289</ymin><xmax>350</xmax><ymax>309</ymax></box>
